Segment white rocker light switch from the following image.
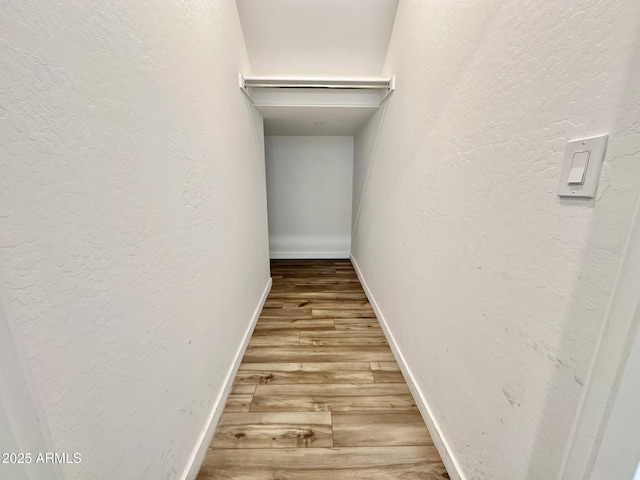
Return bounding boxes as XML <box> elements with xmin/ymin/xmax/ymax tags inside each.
<box><xmin>567</xmin><ymin>151</ymin><xmax>590</xmax><ymax>185</ymax></box>
<box><xmin>558</xmin><ymin>135</ymin><xmax>607</xmax><ymax>198</ymax></box>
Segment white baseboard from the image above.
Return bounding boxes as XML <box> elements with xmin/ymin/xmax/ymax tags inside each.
<box><xmin>350</xmin><ymin>254</ymin><xmax>465</xmax><ymax>480</ymax></box>
<box><xmin>270</xmin><ymin>251</ymin><xmax>350</xmax><ymax>259</ymax></box>
<box><xmin>181</xmin><ymin>278</ymin><xmax>272</xmax><ymax>480</ymax></box>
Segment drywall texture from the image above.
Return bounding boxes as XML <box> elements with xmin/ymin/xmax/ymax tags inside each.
<box><xmin>0</xmin><ymin>1</ymin><xmax>270</xmax><ymax>479</ymax></box>
<box><xmin>266</xmin><ymin>136</ymin><xmax>353</xmax><ymax>258</ymax></box>
<box><xmin>352</xmin><ymin>1</ymin><xmax>640</xmax><ymax>479</ymax></box>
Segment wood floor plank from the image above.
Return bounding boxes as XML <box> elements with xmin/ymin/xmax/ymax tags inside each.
<box><xmin>299</xmin><ymin>335</ymin><xmax>388</xmax><ymax>346</ymax></box>
<box><xmin>238</xmin><ymin>362</ymin><xmax>371</xmax><ymax>372</ymax></box>
<box><xmin>254</xmin><ymin>383</ymin><xmax>411</xmax><ymax>396</ymax></box>
<box><xmin>371</xmin><ymin>361</ymin><xmax>406</xmax><ymax>383</ymax></box>
<box><xmin>282</xmin><ymin>300</ymin><xmax>373</xmax><ymax>310</ymax></box>
<box><xmin>332</xmin><ymin>412</ymin><xmax>433</xmax><ymax>447</ymax></box>
<box><xmin>333</xmin><ymin>317</ymin><xmax>381</xmax><ymax>326</ymax></box>
<box><xmin>294</xmin><ymin>284</ymin><xmax>365</xmax><ymax>292</ymax></box>
<box><xmin>333</xmin><ymin>319</ymin><xmax>384</xmax><ymax>332</ymax></box>
<box><xmin>251</xmin><ymin>394</ymin><xmax>417</xmax><ymax>413</ymax></box>
<box><xmin>231</xmin><ymin>384</ymin><xmax>256</xmax><ymax>395</ymax></box>
<box><xmin>210</xmin><ymin>412</ymin><xmax>333</xmax><ymax>449</ymax></box>
<box><xmin>224</xmin><ymin>395</ymin><xmax>253</xmax><ymax>413</ymax></box>
<box><xmin>267</xmin><ymin>292</ymin><xmax>368</xmax><ymax>301</ymax></box>
<box><xmin>252</xmin><ymin>326</ymin><xmax>336</xmax><ymax>336</ymax></box>
<box><xmin>370</xmin><ymin>361</ymin><xmax>401</xmax><ymax>372</ymax></box>
<box><xmin>372</xmin><ymin>370</ymin><xmax>406</xmax><ymax>383</ymax></box>
<box><xmin>235</xmin><ymin>368</ymin><xmax>375</xmax><ymax>385</ymax></box>
<box><xmin>312</xmin><ymin>309</ymin><xmax>376</xmax><ymax>319</ymax></box>
<box><xmin>197</xmin><ymin>446</ymin><xmax>447</xmax><ymax>480</ymax></box>
<box><xmin>260</xmin><ymin>308</ymin><xmax>313</xmax><ymax>319</ymax></box>
<box><xmin>300</xmin><ymin>330</ymin><xmax>385</xmax><ymax>339</ymax></box>
<box><xmin>248</xmin><ymin>334</ymin><xmax>300</xmax><ymax>346</ymax></box>
<box><xmin>253</xmin><ymin>319</ymin><xmax>335</xmax><ymax>331</ymax></box>
<box><xmin>276</xmin><ymin>278</ymin><xmax>361</xmax><ymax>286</ymax></box>
<box><xmin>263</xmin><ymin>300</ymin><xmax>284</xmax><ymax>308</ymax></box>
<box><xmin>330</xmin><ymin>325</ymin><xmax>384</xmax><ymax>333</ymax></box>
<box><xmin>252</xmin><ymin>384</ymin><xmax>416</xmax><ymax>412</ymax></box>
<box><xmin>243</xmin><ymin>345</ymin><xmax>395</xmax><ymax>363</ymax></box>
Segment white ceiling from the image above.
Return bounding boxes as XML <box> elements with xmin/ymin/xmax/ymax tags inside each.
<box><xmin>236</xmin><ymin>0</ymin><xmax>399</xmax><ymax>76</ymax></box>
<box><xmin>250</xmin><ymin>86</ymin><xmax>386</xmax><ymax>135</ymax></box>
<box><xmin>257</xmin><ymin>105</ymin><xmax>379</xmax><ymax>136</ymax></box>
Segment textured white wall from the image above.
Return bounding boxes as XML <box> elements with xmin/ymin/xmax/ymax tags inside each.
<box><xmin>266</xmin><ymin>136</ymin><xmax>353</xmax><ymax>258</ymax></box>
<box><xmin>352</xmin><ymin>1</ymin><xmax>640</xmax><ymax>479</ymax></box>
<box><xmin>0</xmin><ymin>1</ymin><xmax>270</xmax><ymax>479</ymax></box>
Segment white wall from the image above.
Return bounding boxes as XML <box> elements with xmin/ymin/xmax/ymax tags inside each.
<box><xmin>587</xmin><ymin>241</ymin><xmax>640</xmax><ymax>480</ymax></box>
<box><xmin>266</xmin><ymin>136</ymin><xmax>353</xmax><ymax>258</ymax></box>
<box><xmin>352</xmin><ymin>105</ymin><xmax>386</xmax><ymax>230</ymax></box>
<box><xmin>590</xmin><ymin>313</ymin><xmax>640</xmax><ymax>479</ymax></box>
<box><xmin>0</xmin><ymin>403</ymin><xmax>27</xmax><ymax>480</ymax></box>
<box><xmin>0</xmin><ymin>1</ymin><xmax>270</xmax><ymax>479</ymax></box>
<box><xmin>0</xmin><ymin>288</ymin><xmax>58</xmax><ymax>480</ymax></box>
<box><xmin>352</xmin><ymin>1</ymin><xmax>640</xmax><ymax>479</ymax></box>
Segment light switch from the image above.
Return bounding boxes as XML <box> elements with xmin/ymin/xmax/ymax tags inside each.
<box><xmin>558</xmin><ymin>134</ymin><xmax>608</xmax><ymax>198</ymax></box>
<box><xmin>567</xmin><ymin>151</ymin><xmax>590</xmax><ymax>185</ymax></box>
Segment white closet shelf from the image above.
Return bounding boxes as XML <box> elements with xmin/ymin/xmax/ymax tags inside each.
<box><xmin>241</xmin><ymin>75</ymin><xmax>394</xmax><ymax>90</ymax></box>
<box><xmin>239</xmin><ymin>74</ymin><xmax>395</xmax><ymax>136</ymax></box>
<box><xmin>239</xmin><ymin>74</ymin><xmax>395</xmax><ymax>106</ymax></box>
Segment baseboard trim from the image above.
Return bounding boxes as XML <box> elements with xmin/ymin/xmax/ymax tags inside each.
<box><xmin>270</xmin><ymin>251</ymin><xmax>350</xmax><ymax>259</ymax></box>
<box><xmin>350</xmin><ymin>254</ymin><xmax>465</xmax><ymax>480</ymax></box>
<box><xmin>181</xmin><ymin>277</ymin><xmax>272</xmax><ymax>480</ymax></box>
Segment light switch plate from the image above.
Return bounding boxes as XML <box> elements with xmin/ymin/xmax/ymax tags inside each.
<box><xmin>558</xmin><ymin>134</ymin><xmax>608</xmax><ymax>198</ymax></box>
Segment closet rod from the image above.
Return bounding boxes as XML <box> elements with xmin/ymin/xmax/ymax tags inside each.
<box><xmin>241</xmin><ymin>75</ymin><xmax>392</xmax><ymax>90</ymax></box>
<box><xmin>244</xmin><ymin>83</ymin><xmax>389</xmax><ymax>90</ymax></box>
<box><xmin>238</xmin><ymin>74</ymin><xmax>395</xmax><ymax>105</ymax></box>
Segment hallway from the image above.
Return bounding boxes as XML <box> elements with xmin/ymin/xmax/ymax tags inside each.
<box><xmin>196</xmin><ymin>260</ymin><xmax>448</xmax><ymax>479</ymax></box>
<box><xmin>3</xmin><ymin>1</ymin><xmax>640</xmax><ymax>479</ymax></box>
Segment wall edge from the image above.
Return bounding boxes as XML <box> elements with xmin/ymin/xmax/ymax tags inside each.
<box><xmin>351</xmin><ymin>101</ymin><xmax>388</xmax><ymax>238</ymax></box>
<box><xmin>558</xmin><ymin>187</ymin><xmax>640</xmax><ymax>479</ymax></box>
<box><xmin>181</xmin><ymin>277</ymin><xmax>272</xmax><ymax>480</ymax></box>
<box><xmin>351</xmin><ymin>253</ymin><xmax>465</xmax><ymax>480</ymax></box>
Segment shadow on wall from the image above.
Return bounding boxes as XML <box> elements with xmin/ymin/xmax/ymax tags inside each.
<box><xmin>0</xmin><ymin>284</ymin><xmax>60</xmax><ymax>480</ymax></box>
<box><xmin>526</xmin><ymin>25</ymin><xmax>640</xmax><ymax>480</ymax></box>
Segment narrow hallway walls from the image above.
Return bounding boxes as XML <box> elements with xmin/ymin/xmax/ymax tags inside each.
<box><xmin>352</xmin><ymin>1</ymin><xmax>640</xmax><ymax>479</ymax></box>
<box><xmin>0</xmin><ymin>1</ymin><xmax>270</xmax><ymax>478</ymax></box>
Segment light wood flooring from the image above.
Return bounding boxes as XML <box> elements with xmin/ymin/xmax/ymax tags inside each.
<box><xmin>197</xmin><ymin>259</ymin><xmax>449</xmax><ymax>480</ymax></box>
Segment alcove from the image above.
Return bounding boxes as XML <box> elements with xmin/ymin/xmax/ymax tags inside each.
<box><xmin>240</xmin><ymin>75</ymin><xmax>393</xmax><ymax>258</ymax></box>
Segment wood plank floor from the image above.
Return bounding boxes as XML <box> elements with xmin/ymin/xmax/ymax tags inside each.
<box><xmin>197</xmin><ymin>259</ymin><xmax>449</xmax><ymax>480</ymax></box>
